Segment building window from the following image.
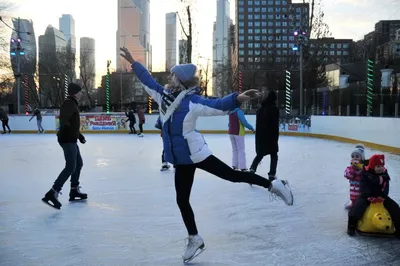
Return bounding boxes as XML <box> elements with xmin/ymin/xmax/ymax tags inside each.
<box><xmin>268</xmin><ymin>7</ymin><xmax>273</xmax><ymax>12</ymax></box>
<box><xmin>255</xmin><ymin>15</ymin><xmax>260</xmax><ymax>19</ymax></box>
<box><xmin>255</xmin><ymin>50</ymin><xmax>261</xmax><ymax>55</ymax></box>
<box><xmin>255</xmin><ymin>1</ymin><xmax>260</xmax><ymax>5</ymax></box>
<box><xmin>337</xmin><ymin>51</ymin><xmax>342</xmax><ymax>55</ymax></box>
<box><xmin>239</xmin><ymin>36</ymin><xmax>244</xmax><ymax>41</ymax></box>
<box><xmin>330</xmin><ymin>51</ymin><xmax>335</xmax><ymax>55</ymax></box>
<box><xmin>248</xmin><ymin>57</ymin><xmax>253</xmax><ymax>62</ymax></box>
<box><xmin>238</xmin><ymin>0</ymin><xmax>244</xmax><ymax>5</ymax></box>
<box><xmin>268</xmin><ymin>14</ymin><xmax>273</xmax><ymax>19</ymax></box>
<box><xmin>239</xmin><ymin>57</ymin><xmax>244</xmax><ymax>62</ymax></box>
<box><xmin>249</xmin><ymin>50</ymin><xmax>253</xmax><ymax>55</ymax></box>
<box><xmin>282</xmin><ymin>0</ymin><xmax>287</xmax><ymax>4</ymax></box>
<box><xmin>239</xmin><ymin>7</ymin><xmax>244</xmax><ymax>13</ymax></box>
<box><xmin>262</xmin><ymin>1</ymin><xmax>267</xmax><ymax>4</ymax></box>
<box><xmin>276</xmin><ymin>8</ymin><xmax>281</xmax><ymax>12</ymax></box>
<box><xmin>276</xmin><ymin>22</ymin><xmax>281</xmax><ymax>26</ymax></box>
<box><xmin>268</xmin><ymin>22</ymin><xmax>273</xmax><ymax>26</ymax></box>
<box><xmin>249</xmin><ymin>43</ymin><xmax>254</xmax><ymax>48</ymax></box>
<box><xmin>239</xmin><ymin>50</ymin><xmax>244</xmax><ymax>55</ymax></box>
<box><xmin>282</xmin><ymin>7</ymin><xmax>287</xmax><ymax>12</ymax></box>
<box><xmin>343</xmin><ymin>43</ymin><xmax>349</xmax><ymax>49</ymax></box>
<box><xmin>239</xmin><ymin>43</ymin><xmax>244</xmax><ymax>48</ymax></box>
<box><xmin>336</xmin><ymin>44</ymin><xmax>342</xmax><ymax>49</ymax></box>
<box><xmin>282</xmin><ymin>21</ymin><xmax>287</xmax><ymax>27</ymax></box>
<box><xmin>248</xmin><ymin>8</ymin><xmax>253</xmax><ymax>12</ymax></box>
<box><xmin>255</xmin><ymin>43</ymin><xmax>260</xmax><ymax>48</ymax></box>
<box><xmin>282</xmin><ymin>36</ymin><xmax>287</xmax><ymax>40</ymax></box>
<box><xmin>249</xmin><ymin>36</ymin><xmax>253</xmax><ymax>40</ymax></box>
<box><xmin>239</xmin><ymin>15</ymin><xmax>244</xmax><ymax>20</ymax></box>
<box><xmin>276</xmin><ymin>28</ymin><xmax>281</xmax><ymax>33</ymax></box>
<box><xmin>249</xmin><ymin>0</ymin><xmax>253</xmax><ymax>5</ymax></box>
<box><xmin>262</xmin><ymin>7</ymin><xmax>266</xmax><ymax>12</ymax></box>
<box><xmin>239</xmin><ymin>22</ymin><xmax>244</xmax><ymax>27</ymax></box>
<box><xmin>268</xmin><ymin>0</ymin><xmax>273</xmax><ymax>4</ymax></box>
<box><xmin>255</xmin><ymin>7</ymin><xmax>260</xmax><ymax>12</ymax></box>
<box><xmin>262</xmin><ymin>29</ymin><xmax>267</xmax><ymax>33</ymax></box>
<box><xmin>239</xmin><ymin>29</ymin><xmax>244</xmax><ymax>34</ymax></box>
<box><xmin>248</xmin><ymin>14</ymin><xmax>253</xmax><ymax>20</ymax></box>
<box><xmin>255</xmin><ymin>21</ymin><xmax>260</xmax><ymax>26</ymax></box>
<box><xmin>268</xmin><ymin>36</ymin><xmax>273</xmax><ymax>41</ymax></box>
<box><xmin>330</xmin><ymin>44</ymin><xmax>334</xmax><ymax>49</ymax></box>
<box><xmin>255</xmin><ymin>35</ymin><xmax>261</xmax><ymax>41</ymax></box>
<box><xmin>282</xmin><ymin>43</ymin><xmax>288</xmax><ymax>48</ymax></box>
<box><xmin>276</xmin><ymin>0</ymin><xmax>281</xmax><ymax>4</ymax></box>
<box><xmin>343</xmin><ymin>51</ymin><xmax>349</xmax><ymax>55</ymax></box>
<box><xmin>262</xmin><ymin>36</ymin><xmax>267</xmax><ymax>41</ymax></box>
<box><xmin>248</xmin><ymin>22</ymin><xmax>253</xmax><ymax>27</ymax></box>
<box><xmin>268</xmin><ymin>29</ymin><xmax>273</xmax><ymax>33</ymax></box>
<box><xmin>262</xmin><ymin>21</ymin><xmax>267</xmax><ymax>26</ymax></box>
<box><xmin>289</xmin><ymin>36</ymin><xmax>294</xmax><ymax>41</ymax></box>
<box><xmin>262</xmin><ymin>14</ymin><xmax>267</xmax><ymax>19</ymax></box>
<box><xmin>249</xmin><ymin>28</ymin><xmax>253</xmax><ymax>34</ymax></box>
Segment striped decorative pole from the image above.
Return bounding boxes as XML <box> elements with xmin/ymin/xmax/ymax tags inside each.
<box><xmin>64</xmin><ymin>74</ymin><xmax>68</xmax><ymax>99</ymax></box>
<box><xmin>106</xmin><ymin>60</ymin><xmax>111</xmax><ymax>114</ymax></box>
<box><xmin>322</xmin><ymin>91</ymin><xmax>327</xmax><ymax>115</ymax></box>
<box><xmin>366</xmin><ymin>59</ymin><xmax>374</xmax><ymax>116</ymax></box>
<box><xmin>238</xmin><ymin>70</ymin><xmax>243</xmax><ymax>94</ymax></box>
<box><xmin>24</xmin><ymin>74</ymin><xmax>29</xmax><ymax>115</ymax></box>
<box><xmin>285</xmin><ymin>70</ymin><xmax>291</xmax><ymax>115</ymax></box>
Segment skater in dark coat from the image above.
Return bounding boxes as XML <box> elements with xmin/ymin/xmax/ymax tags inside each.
<box><xmin>125</xmin><ymin>108</ymin><xmax>137</xmax><ymax>134</ymax></box>
<box><xmin>0</xmin><ymin>108</ymin><xmax>11</xmax><ymax>134</ymax></box>
<box><xmin>249</xmin><ymin>90</ymin><xmax>280</xmax><ymax>180</ymax></box>
<box><xmin>42</xmin><ymin>83</ymin><xmax>87</xmax><ymax>209</ymax></box>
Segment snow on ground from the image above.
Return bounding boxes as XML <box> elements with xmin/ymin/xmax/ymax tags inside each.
<box><xmin>0</xmin><ymin>133</ymin><xmax>399</xmax><ymax>266</ymax></box>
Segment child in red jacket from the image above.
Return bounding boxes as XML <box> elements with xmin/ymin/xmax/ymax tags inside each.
<box><xmin>344</xmin><ymin>148</ymin><xmax>364</xmax><ymax>209</ymax></box>
<box><xmin>347</xmin><ymin>154</ymin><xmax>400</xmax><ymax>237</ymax></box>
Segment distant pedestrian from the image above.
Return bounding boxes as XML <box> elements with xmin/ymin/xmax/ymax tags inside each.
<box><xmin>0</xmin><ymin>108</ymin><xmax>11</xmax><ymax>134</ymax></box>
<box><xmin>29</xmin><ymin>107</ymin><xmax>44</xmax><ymax>133</ymax></box>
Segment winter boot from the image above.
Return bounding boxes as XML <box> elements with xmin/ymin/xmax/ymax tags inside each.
<box><xmin>69</xmin><ymin>186</ymin><xmax>88</xmax><ymax>201</ymax></box>
<box><xmin>42</xmin><ymin>188</ymin><xmax>62</xmax><ymax>209</ymax></box>
<box><xmin>347</xmin><ymin>216</ymin><xmax>358</xmax><ymax>236</ymax></box>
<box><xmin>182</xmin><ymin>234</ymin><xmax>206</xmax><ymax>263</ymax></box>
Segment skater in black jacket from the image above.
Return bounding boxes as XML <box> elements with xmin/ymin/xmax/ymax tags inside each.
<box><xmin>42</xmin><ymin>83</ymin><xmax>88</xmax><ymax>209</ymax></box>
<box><xmin>125</xmin><ymin>108</ymin><xmax>137</xmax><ymax>134</ymax></box>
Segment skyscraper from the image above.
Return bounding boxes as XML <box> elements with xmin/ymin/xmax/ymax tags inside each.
<box><xmin>213</xmin><ymin>0</ymin><xmax>232</xmax><ymax>96</ymax></box>
<box><xmin>234</xmin><ymin>0</ymin><xmax>309</xmax><ymax>88</ymax></box>
<box><xmin>59</xmin><ymin>14</ymin><xmax>76</xmax><ymax>81</ymax></box>
<box><xmin>10</xmin><ymin>18</ymin><xmax>36</xmax><ymax>110</ymax></box>
<box><xmin>165</xmin><ymin>12</ymin><xmax>178</xmax><ymax>71</ymax></box>
<box><xmin>38</xmin><ymin>25</ymin><xmax>67</xmax><ymax>107</ymax></box>
<box><xmin>80</xmin><ymin>37</ymin><xmax>96</xmax><ymax>90</ymax></box>
<box><xmin>117</xmin><ymin>0</ymin><xmax>151</xmax><ymax>71</ymax></box>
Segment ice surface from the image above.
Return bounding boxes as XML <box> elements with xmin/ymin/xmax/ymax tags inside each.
<box><xmin>0</xmin><ymin>133</ymin><xmax>400</xmax><ymax>266</ymax></box>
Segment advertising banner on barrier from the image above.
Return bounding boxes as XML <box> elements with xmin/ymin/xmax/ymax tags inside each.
<box><xmin>55</xmin><ymin>115</ymin><xmax>128</xmax><ymax>131</ymax></box>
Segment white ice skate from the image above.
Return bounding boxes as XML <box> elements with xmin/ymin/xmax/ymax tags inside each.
<box><xmin>269</xmin><ymin>179</ymin><xmax>294</xmax><ymax>206</ymax></box>
<box><xmin>160</xmin><ymin>162</ymin><xmax>170</xmax><ymax>171</ymax></box>
<box><xmin>182</xmin><ymin>234</ymin><xmax>206</xmax><ymax>263</ymax></box>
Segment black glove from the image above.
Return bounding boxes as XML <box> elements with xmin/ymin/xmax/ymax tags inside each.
<box><xmin>79</xmin><ymin>133</ymin><xmax>86</xmax><ymax>144</ymax></box>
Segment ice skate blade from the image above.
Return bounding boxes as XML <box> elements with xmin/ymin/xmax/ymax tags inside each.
<box><xmin>41</xmin><ymin>198</ymin><xmax>61</xmax><ymax>210</ymax></box>
<box><xmin>69</xmin><ymin>197</ymin><xmax>88</xmax><ymax>202</ymax></box>
<box><xmin>183</xmin><ymin>244</ymin><xmax>206</xmax><ymax>264</ymax></box>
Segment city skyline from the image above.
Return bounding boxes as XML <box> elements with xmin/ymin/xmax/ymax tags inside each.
<box><xmin>2</xmin><ymin>0</ymin><xmax>400</xmax><ymax>88</ymax></box>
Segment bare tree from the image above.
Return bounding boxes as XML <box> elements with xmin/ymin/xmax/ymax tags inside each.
<box><xmin>177</xmin><ymin>0</ymin><xmax>196</xmax><ymax>63</ymax></box>
<box><xmin>79</xmin><ymin>47</ymin><xmax>96</xmax><ymax>108</ymax></box>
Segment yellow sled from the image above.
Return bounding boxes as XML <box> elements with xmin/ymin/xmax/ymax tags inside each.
<box><xmin>356</xmin><ymin>197</ymin><xmax>396</xmax><ymax>237</ymax></box>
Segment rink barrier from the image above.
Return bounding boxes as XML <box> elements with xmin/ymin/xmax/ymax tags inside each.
<box><xmin>12</xmin><ymin>129</ymin><xmax>400</xmax><ymax>155</ymax></box>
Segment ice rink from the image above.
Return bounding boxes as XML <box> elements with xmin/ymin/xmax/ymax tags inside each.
<box><xmin>1</xmin><ymin>133</ymin><xmax>400</xmax><ymax>266</ymax></box>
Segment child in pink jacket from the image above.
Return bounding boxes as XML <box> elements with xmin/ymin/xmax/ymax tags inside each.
<box><xmin>344</xmin><ymin>148</ymin><xmax>364</xmax><ymax>209</ymax></box>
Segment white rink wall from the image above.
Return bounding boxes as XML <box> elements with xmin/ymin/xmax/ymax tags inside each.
<box><xmin>5</xmin><ymin>113</ymin><xmax>400</xmax><ymax>149</ymax></box>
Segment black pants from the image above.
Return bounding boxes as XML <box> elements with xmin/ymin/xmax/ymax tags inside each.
<box><xmin>175</xmin><ymin>155</ymin><xmax>272</xmax><ymax>235</ymax></box>
<box><xmin>129</xmin><ymin>121</ymin><xmax>136</xmax><ymax>133</ymax></box>
<box><xmin>161</xmin><ymin>150</ymin><xmax>166</xmax><ymax>163</ymax></box>
<box><xmin>250</xmin><ymin>153</ymin><xmax>278</xmax><ymax>176</ymax></box>
<box><xmin>2</xmin><ymin>119</ymin><xmax>10</xmax><ymax>132</ymax></box>
<box><xmin>138</xmin><ymin>122</ymin><xmax>144</xmax><ymax>133</ymax></box>
<box><xmin>348</xmin><ymin>196</ymin><xmax>400</xmax><ymax>232</ymax></box>
<box><xmin>53</xmin><ymin>143</ymin><xmax>83</xmax><ymax>192</ymax></box>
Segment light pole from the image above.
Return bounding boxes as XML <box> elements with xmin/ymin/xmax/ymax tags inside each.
<box><xmin>292</xmin><ymin>29</ymin><xmax>307</xmax><ymax>116</ymax></box>
<box><xmin>9</xmin><ymin>17</ymin><xmax>30</xmax><ymax>114</ymax></box>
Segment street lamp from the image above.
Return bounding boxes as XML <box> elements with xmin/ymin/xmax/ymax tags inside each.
<box><xmin>292</xmin><ymin>29</ymin><xmax>307</xmax><ymax>116</ymax></box>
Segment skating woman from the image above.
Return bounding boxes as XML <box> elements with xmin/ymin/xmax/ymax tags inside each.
<box><xmin>120</xmin><ymin>47</ymin><xmax>293</xmax><ymax>263</ymax></box>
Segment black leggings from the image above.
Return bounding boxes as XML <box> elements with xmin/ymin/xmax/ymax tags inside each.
<box><xmin>2</xmin><ymin>119</ymin><xmax>10</xmax><ymax>132</ymax></box>
<box><xmin>250</xmin><ymin>153</ymin><xmax>278</xmax><ymax>176</ymax></box>
<box><xmin>175</xmin><ymin>155</ymin><xmax>272</xmax><ymax>235</ymax></box>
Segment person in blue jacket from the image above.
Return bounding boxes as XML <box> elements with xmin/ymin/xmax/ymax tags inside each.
<box><xmin>120</xmin><ymin>47</ymin><xmax>294</xmax><ymax>263</ymax></box>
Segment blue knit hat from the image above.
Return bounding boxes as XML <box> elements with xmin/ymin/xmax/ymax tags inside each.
<box><xmin>170</xmin><ymin>64</ymin><xmax>197</xmax><ymax>85</ymax></box>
